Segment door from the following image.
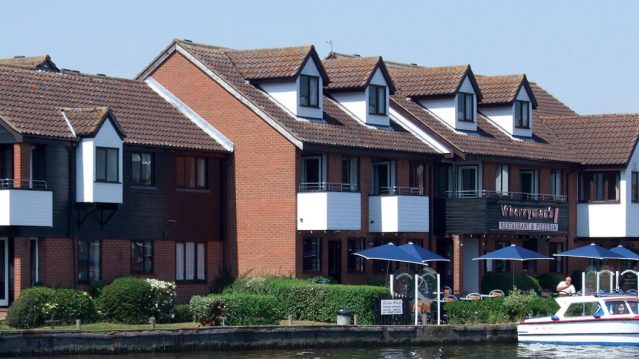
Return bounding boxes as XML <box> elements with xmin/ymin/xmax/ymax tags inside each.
<box><xmin>458</xmin><ymin>166</ymin><xmax>478</xmax><ymax>197</ymax></box>
<box><xmin>328</xmin><ymin>240</ymin><xmax>342</xmax><ymax>283</ymax></box>
<box><xmin>520</xmin><ymin>170</ymin><xmax>538</xmax><ymax>198</ymax></box>
<box><xmin>0</xmin><ymin>238</ymin><xmax>8</xmax><ymax>306</ymax></box>
<box><xmin>462</xmin><ymin>237</ymin><xmax>480</xmax><ymax>293</ymax></box>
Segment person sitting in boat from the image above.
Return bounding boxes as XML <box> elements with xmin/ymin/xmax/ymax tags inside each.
<box><xmin>556</xmin><ymin>276</ymin><xmax>576</xmax><ymax>295</ymax></box>
<box><xmin>609</xmin><ymin>302</ymin><xmax>628</xmax><ymax>315</ymax></box>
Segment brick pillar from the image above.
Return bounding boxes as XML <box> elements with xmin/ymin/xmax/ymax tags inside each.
<box><xmin>13</xmin><ymin>143</ymin><xmax>31</xmax><ymax>188</ymax></box>
<box><xmin>452</xmin><ymin>234</ymin><xmax>463</xmax><ymax>295</ymax></box>
<box><xmin>13</xmin><ymin>237</ymin><xmax>31</xmax><ymax>300</ymax></box>
<box><xmin>327</xmin><ymin>154</ymin><xmax>341</xmax><ymax>183</ymax></box>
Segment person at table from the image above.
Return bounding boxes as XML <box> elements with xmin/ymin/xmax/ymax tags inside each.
<box><xmin>556</xmin><ymin>276</ymin><xmax>575</xmax><ymax>295</ymax></box>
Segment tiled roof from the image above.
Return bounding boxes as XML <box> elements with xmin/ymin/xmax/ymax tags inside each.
<box><xmin>529</xmin><ymin>82</ymin><xmax>577</xmax><ymax>118</ymax></box>
<box><xmin>541</xmin><ymin>114</ymin><xmax>639</xmax><ymax>165</ymax></box>
<box><xmin>0</xmin><ymin>64</ymin><xmax>228</xmax><ymax>152</ymax></box>
<box><xmin>226</xmin><ymin>45</ymin><xmax>327</xmax><ymax>81</ymax></box>
<box><xmin>0</xmin><ymin>55</ymin><xmax>58</xmax><ymax>71</ymax></box>
<box><xmin>171</xmin><ymin>40</ymin><xmax>437</xmax><ymax>155</ymax></box>
<box><xmin>61</xmin><ymin>107</ymin><xmax>124</xmax><ymax>137</ymax></box>
<box><xmin>476</xmin><ymin>74</ymin><xmax>537</xmax><ymax>107</ymax></box>
<box><xmin>388</xmin><ymin>64</ymin><xmax>474</xmax><ymax>98</ymax></box>
<box><xmin>322</xmin><ymin>56</ymin><xmax>389</xmax><ymax>91</ymax></box>
<box><xmin>391</xmin><ymin>93</ymin><xmax>579</xmax><ymax>163</ymax></box>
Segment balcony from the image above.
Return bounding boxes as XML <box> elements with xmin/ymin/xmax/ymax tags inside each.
<box><xmin>297</xmin><ymin>183</ymin><xmax>361</xmax><ymax>231</ymax></box>
<box><xmin>369</xmin><ymin>186</ymin><xmax>429</xmax><ymax>233</ymax></box>
<box><xmin>435</xmin><ymin>190</ymin><xmax>567</xmax><ymax>235</ymax></box>
<box><xmin>0</xmin><ymin>179</ymin><xmax>52</xmax><ymax>227</ymax></box>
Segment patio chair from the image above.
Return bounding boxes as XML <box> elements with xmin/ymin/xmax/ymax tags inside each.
<box><xmin>626</xmin><ymin>289</ymin><xmax>638</xmax><ymax>295</ymax></box>
<box><xmin>442</xmin><ymin>294</ymin><xmax>458</xmax><ymax>302</ymax></box>
<box><xmin>465</xmin><ymin>292</ymin><xmax>481</xmax><ymax>301</ymax></box>
<box><xmin>489</xmin><ymin>289</ymin><xmax>505</xmax><ymax>298</ymax></box>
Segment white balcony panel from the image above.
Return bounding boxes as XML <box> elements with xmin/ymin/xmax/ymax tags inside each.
<box><xmin>0</xmin><ymin>190</ymin><xmax>52</xmax><ymax>227</ymax></box>
<box><xmin>369</xmin><ymin>195</ymin><xmax>429</xmax><ymax>233</ymax></box>
<box><xmin>297</xmin><ymin>192</ymin><xmax>361</xmax><ymax>231</ymax></box>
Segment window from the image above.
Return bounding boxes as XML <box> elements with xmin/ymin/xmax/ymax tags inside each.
<box><xmin>131</xmin><ymin>240</ymin><xmax>153</xmax><ymax>274</ymax></box>
<box><xmin>564</xmin><ymin>302</ymin><xmax>596</xmax><ymax>318</ymax></box>
<box><xmin>30</xmin><ymin>238</ymin><xmax>39</xmax><ymax>286</ymax></box>
<box><xmin>96</xmin><ymin>147</ymin><xmax>119</xmax><ymax>183</ymax></box>
<box><xmin>434</xmin><ymin>165</ymin><xmax>452</xmax><ymax>198</ymax></box>
<box><xmin>579</xmin><ymin>171</ymin><xmax>620</xmax><ymax>202</ymax></box>
<box><xmin>368</xmin><ymin>85</ymin><xmax>386</xmax><ymax>115</ymax></box>
<box><xmin>303</xmin><ymin>237</ymin><xmax>321</xmax><ymax>272</ymax></box>
<box><xmin>496</xmin><ymin>164</ymin><xmax>509</xmax><ymax>194</ymax></box>
<box><xmin>457</xmin><ymin>92</ymin><xmax>474</xmax><ymax>122</ymax></box>
<box><xmin>132</xmin><ymin>152</ymin><xmax>154</xmax><ymax>186</ymax></box>
<box><xmin>176</xmin><ymin>156</ymin><xmax>207</xmax><ymax>188</ymax></box>
<box><xmin>494</xmin><ymin>241</ymin><xmax>510</xmax><ymax>272</ymax></box>
<box><xmin>514</xmin><ymin>100</ymin><xmax>530</xmax><ymax>128</ymax></box>
<box><xmin>458</xmin><ymin>165</ymin><xmax>478</xmax><ymax>197</ymax></box>
<box><xmin>522</xmin><ymin>239</ymin><xmax>538</xmax><ymax>272</ymax></box>
<box><xmin>633</xmin><ymin>172</ymin><xmax>639</xmax><ymax>202</ymax></box>
<box><xmin>175</xmin><ymin>242</ymin><xmax>206</xmax><ymax>281</ymax></box>
<box><xmin>409</xmin><ymin>162</ymin><xmax>425</xmax><ymax>194</ymax></box>
<box><xmin>341</xmin><ymin>157</ymin><xmax>358</xmax><ymax>191</ymax></box>
<box><xmin>78</xmin><ymin>239</ymin><xmax>100</xmax><ymax>283</ymax></box>
<box><xmin>347</xmin><ymin>238</ymin><xmax>365</xmax><ymax>273</ymax></box>
<box><xmin>300</xmin><ymin>155</ymin><xmax>325</xmax><ymax>191</ymax></box>
<box><xmin>520</xmin><ymin>169</ymin><xmax>539</xmax><ymax>197</ymax></box>
<box><xmin>300</xmin><ymin>75</ymin><xmax>319</xmax><ymax>107</ymax></box>
<box><xmin>551</xmin><ymin>170</ymin><xmax>563</xmax><ymax>198</ymax></box>
<box><xmin>371</xmin><ymin>160</ymin><xmax>395</xmax><ymax>195</ymax></box>
<box><xmin>549</xmin><ymin>242</ymin><xmax>564</xmax><ymax>273</ymax></box>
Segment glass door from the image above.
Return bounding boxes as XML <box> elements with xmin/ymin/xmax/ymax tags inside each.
<box><xmin>0</xmin><ymin>238</ymin><xmax>7</xmax><ymax>306</ymax></box>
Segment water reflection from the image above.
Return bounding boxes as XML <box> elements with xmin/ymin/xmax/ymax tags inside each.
<box><xmin>37</xmin><ymin>343</ymin><xmax>639</xmax><ymax>359</ymax></box>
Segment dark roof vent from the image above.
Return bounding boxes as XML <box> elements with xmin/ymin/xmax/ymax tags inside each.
<box><xmin>353</xmin><ymin>54</ymin><xmax>361</xmax><ymax>57</ymax></box>
<box><xmin>183</xmin><ymin>39</ymin><xmax>193</xmax><ymax>43</ymax></box>
<box><xmin>13</xmin><ymin>55</ymin><xmax>25</xmax><ymax>59</ymax></box>
<box><xmin>96</xmin><ymin>73</ymin><xmax>106</xmax><ymax>77</ymax></box>
<box><xmin>61</xmin><ymin>68</ymin><xmax>80</xmax><ymax>74</ymax></box>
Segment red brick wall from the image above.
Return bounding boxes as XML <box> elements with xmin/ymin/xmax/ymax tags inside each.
<box><xmin>12</xmin><ymin>237</ymin><xmax>31</xmax><ymax>300</ymax></box>
<box><xmin>101</xmin><ymin>239</ymin><xmax>131</xmax><ymax>282</ymax></box>
<box><xmin>150</xmin><ymin>53</ymin><xmax>298</xmax><ymax>277</ymax></box>
<box><xmin>13</xmin><ymin>143</ymin><xmax>31</xmax><ymax>188</ymax></box>
<box><xmin>39</xmin><ymin>238</ymin><xmax>75</xmax><ymax>288</ymax></box>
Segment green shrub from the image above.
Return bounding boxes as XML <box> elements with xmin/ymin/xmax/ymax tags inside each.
<box><xmin>190</xmin><ymin>293</ymin><xmax>280</xmax><ymax>326</ymax></box>
<box><xmin>146</xmin><ymin>279</ymin><xmax>176</xmax><ymax>322</ymax></box>
<box><xmin>536</xmin><ymin>273</ymin><xmax>561</xmax><ymax>291</ymax></box>
<box><xmin>446</xmin><ymin>290</ymin><xmax>559</xmax><ymax>324</ymax></box>
<box><xmin>225</xmin><ymin>276</ymin><xmax>389</xmax><ymax>324</ymax></box>
<box><xmin>6</xmin><ymin>287</ymin><xmax>96</xmax><ymax>329</ymax></box>
<box><xmin>481</xmin><ymin>272</ymin><xmax>542</xmax><ymax>294</ymax></box>
<box><xmin>209</xmin><ymin>269</ymin><xmax>235</xmax><ymax>294</ymax></box>
<box><xmin>173</xmin><ymin>303</ymin><xmax>193</xmax><ymax>323</ymax></box>
<box><xmin>97</xmin><ymin>277</ymin><xmax>153</xmax><ymax>324</ymax></box>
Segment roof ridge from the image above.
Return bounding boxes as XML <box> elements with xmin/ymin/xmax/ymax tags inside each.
<box><xmin>0</xmin><ymin>63</ymin><xmax>143</xmax><ymax>83</ymax></box>
<box><xmin>174</xmin><ymin>39</ymin><xmax>232</xmax><ymax>51</ymax></box>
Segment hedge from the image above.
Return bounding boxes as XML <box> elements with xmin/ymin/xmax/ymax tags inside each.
<box><xmin>225</xmin><ymin>277</ymin><xmax>389</xmax><ymax>324</ymax></box>
<box><xmin>96</xmin><ymin>277</ymin><xmax>153</xmax><ymax>324</ymax></box>
<box><xmin>6</xmin><ymin>287</ymin><xmax>97</xmax><ymax>329</ymax></box>
<box><xmin>445</xmin><ymin>290</ymin><xmax>559</xmax><ymax>324</ymax></box>
<box><xmin>190</xmin><ymin>293</ymin><xmax>280</xmax><ymax>326</ymax></box>
<box><xmin>480</xmin><ymin>272</ymin><xmax>542</xmax><ymax>294</ymax></box>
<box><xmin>536</xmin><ymin>273</ymin><xmax>561</xmax><ymax>291</ymax></box>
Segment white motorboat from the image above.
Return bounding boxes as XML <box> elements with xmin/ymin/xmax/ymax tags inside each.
<box><xmin>517</xmin><ymin>295</ymin><xmax>639</xmax><ymax>345</ymax></box>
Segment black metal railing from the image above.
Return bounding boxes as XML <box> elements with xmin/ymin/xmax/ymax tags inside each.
<box><xmin>370</xmin><ymin>186</ymin><xmax>426</xmax><ymax>196</ymax></box>
<box><xmin>444</xmin><ymin>190</ymin><xmax>566</xmax><ymax>202</ymax></box>
<box><xmin>298</xmin><ymin>182</ymin><xmax>358</xmax><ymax>192</ymax></box>
<box><xmin>0</xmin><ymin>179</ymin><xmax>48</xmax><ymax>190</ymax></box>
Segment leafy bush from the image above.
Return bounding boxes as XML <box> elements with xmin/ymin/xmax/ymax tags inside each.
<box><xmin>209</xmin><ymin>269</ymin><xmax>235</xmax><ymax>294</ymax></box>
<box><xmin>225</xmin><ymin>276</ymin><xmax>389</xmax><ymax>324</ymax></box>
<box><xmin>173</xmin><ymin>303</ymin><xmax>193</xmax><ymax>323</ymax></box>
<box><xmin>481</xmin><ymin>272</ymin><xmax>542</xmax><ymax>294</ymax></box>
<box><xmin>536</xmin><ymin>273</ymin><xmax>561</xmax><ymax>291</ymax></box>
<box><xmin>147</xmin><ymin>279</ymin><xmax>176</xmax><ymax>322</ymax></box>
<box><xmin>366</xmin><ymin>276</ymin><xmax>387</xmax><ymax>287</ymax></box>
<box><xmin>97</xmin><ymin>277</ymin><xmax>153</xmax><ymax>324</ymax></box>
<box><xmin>446</xmin><ymin>290</ymin><xmax>559</xmax><ymax>324</ymax></box>
<box><xmin>6</xmin><ymin>287</ymin><xmax>96</xmax><ymax>329</ymax></box>
<box><xmin>190</xmin><ymin>293</ymin><xmax>280</xmax><ymax>326</ymax></box>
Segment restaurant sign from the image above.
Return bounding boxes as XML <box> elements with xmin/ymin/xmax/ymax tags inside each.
<box><xmin>498</xmin><ymin>205</ymin><xmax>560</xmax><ymax>232</ymax></box>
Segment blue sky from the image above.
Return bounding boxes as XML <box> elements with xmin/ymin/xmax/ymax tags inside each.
<box><xmin>1</xmin><ymin>0</ymin><xmax>637</xmax><ymax>115</ymax></box>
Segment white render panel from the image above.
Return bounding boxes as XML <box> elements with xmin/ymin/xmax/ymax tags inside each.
<box><xmin>76</xmin><ymin>118</ymin><xmax>123</xmax><ymax>204</ymax></box>
<box><xmin>481</xmin><ymin>105</ymin><xmax>514</xmax><ymax>134</ymax></box>
<box><xmin>297</xmin><ymin>192</ymin><xmax>361</xmax><ymax>230</ymax></box>
<box><xmin>420</xmin><ymin>97</ymin><xmax>457</xmax><ymax>129</ymax></box>
<box><xmin>577</xmin><ymin>202</ymin><xmax>626</xmax><ymax>237</ymax></box>
<box><xmin>332</xmin><ymin>91</ymin><xmax>366</xmax><ymax>123</ymax></box>
<box><xmin>297</xmin><ymin>58</ymin><xmax>324</xmax><ymax>119</ymax></box>
<box><xmin>260</xmin><ymin>80</ymin><xmax>298</xmax><ymax>116</ymax></box>
<box><xmin>389</xmin><ymin>107</ymin><xmax>451</xmax><ymax>154</ymax></box>
<box><xmin>626</xmin><ymin>144</ymin><xmax>639</xmax><ymax>236</ymax></box>
<box><xmin>369</xmin><ymin>195</ymin><xmax>429</xmax><ymax>233</ymax></box>
<box><xmin>513</xmin><ymin>87</ymin><xmax>533</xmax><ymax>137</ymax></box>
<box><xmin>0</xmin><ymin>190</ymin><xmax>52</xmax><ymax>226</ymax></box>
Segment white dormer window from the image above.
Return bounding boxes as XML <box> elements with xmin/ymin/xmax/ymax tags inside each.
<box><xmin>96</xmin><ymin>147</ymin><xmax>119</xmax><ymax>183</ymax></box>
<box><xmin>457</xmin><ymin>92</ymin><xmax>474</xmax><ymax>122</ymax></box>
<box><xmin>368</xmin><ymin>85</ymin><xmax>387</xmax><ymax>115</ymax></box>
<box><xmin>300</xmin><ymin>75</ymin><xmax>319</xmax><ymax>108</ymax></box>
<box><xmin>514</xmin><ymin>100</ymin><xmax>530</xmax><ymax>128</ymax></box>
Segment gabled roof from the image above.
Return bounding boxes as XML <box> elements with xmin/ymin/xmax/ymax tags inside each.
<box><xmin>0</xmin><ymin>55</ymin><xmax>58</xmax><ymax>71</ymax></box>
<box><xmin>322</xmin><ymin>54</ymin><xmax>396</xmax><ymax>93</ymax></box>
<box><xmin>0</xmin><ymin>62</ymin><xmax>228</xmax><ymax>152</ymax></box>
<box><xmin>476</xmin><ymin>74</ymin><xmax>538</xmax><ymax>108</ymax></box>
<box><xmin>387</xmin><ymin>63</ymin><xmax>482</xmax><ymax>100</ymax></box>
<box><xmin>226</xmin><ymin>44</ymin><xmax>329</xmax><ymax>83</ymax></box>
<box><xmin>529</xmin><ymin>82</ymin><xmax>577</xmax><ymax>118</ymax></box>
<box><xmin>61</xmin><ymin>107</ymin><xmax>126</xmax><ymax>138</ymax></box>
<box><xmin>541</xmin><ymin>114</ymin><xmax>639</xmax><ymax>166</ymax></box>
<box><xmin>138</xmin><ymin>40</ymin><xmax>438</xmax><ymax>155</ymax></box>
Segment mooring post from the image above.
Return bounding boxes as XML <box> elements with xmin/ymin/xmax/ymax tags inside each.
<box><xmin>288</xmin><ymin>314</ymin><xmax>292</xmax><ymax>326</ymax></box>
<box><xmin>353</xmin><ymin>314</ymin><xmax>358</xmax><ymax>325</ymax></box>
<box><xmin>75</xmin><ymin>319</ymin><xmax>81</xmax><ymax>330</ymax></box>
<box><xmin>149</xmin><ymin>317</ymin><xmax>156</xmax><ymax>330</ymax></box>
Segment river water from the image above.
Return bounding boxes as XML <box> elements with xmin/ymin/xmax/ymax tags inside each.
<box><xmin>43</xmin><ymin>343</ymin><xmax>639</xmax><ymax>358</ymax></box>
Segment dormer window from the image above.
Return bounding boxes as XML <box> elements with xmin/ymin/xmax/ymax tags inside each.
<box><xmin>96</xmin><ymin>147</ymin><xmax>119</xmax><ymax>183</ymax></box>
<box><xmin>300</xmin><ymin>75</ymin><xmax>319</xmax><ymax>108</ymax></box>
<box><xmin>457</xmin><ymin>92</ymin><xmax>474</xmax><ymax>122</ymax></box>
<box><xmin>368</xmin><ymin>85</ymin><xmax>386</xmax><ymax>115</ymax></box>
<box><xmin>514</xmin><ymin>100</ymin><xmax>530</xmax><ymax>128</ymax></box>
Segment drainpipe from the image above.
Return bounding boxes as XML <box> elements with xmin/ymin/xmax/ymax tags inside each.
<box><xmin>220</xmin><ymin>155</ymin><xmax>230</xmax><ymax>274</ymax></box>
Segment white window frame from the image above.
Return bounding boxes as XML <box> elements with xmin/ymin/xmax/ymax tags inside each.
<box><xmin>496</xmin><ymin>164</ymin><xmax>509</xmax><ymax>194</ymax></box>
<box><xmin>372</xmin><ymin>160</ymin><xmax>396</xmax><ymax>194</ymax></box>
<box><xmin>551</xmin><ymin>170</ymin><xmax>562</xmax><ymax>197</ymax></box>
<box><xmin>176</xmin><ymin>241</ymin><xmax>206</xmax><ymax>281</ymax></box>
<box><xmin>520</xmin><ymin>169</ymin><xmax>539</xmax><ymax>195</ymax></box>
<box><xmin>457</xmin><ymin>165</ymin><xmax>479</xmax><ymax>197</ymax></box>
